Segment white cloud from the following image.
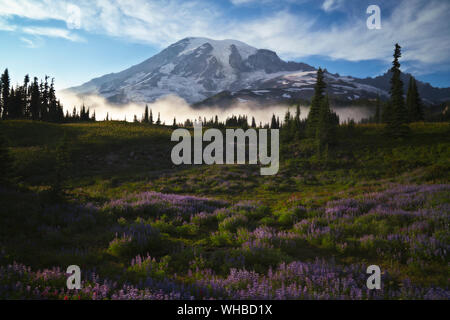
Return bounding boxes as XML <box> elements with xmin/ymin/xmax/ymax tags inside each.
<box><xmin>321</xmin><ymin>0</ymin><xmax>345</xmax><ymax>12</ymax></box>
<box><xmin>0</xmin><ymin>0</ymin><xmax>449</xmax><ymax>70</ymax></box>
<box><xmin>19</xmin><ymin>37</ymin><xmax>38</xmax><ymax>48</ymax></box>
<box><xmin>22</xmin><ymin>26</ymin><xmax>85</xmax><ymax>42</ymax></box>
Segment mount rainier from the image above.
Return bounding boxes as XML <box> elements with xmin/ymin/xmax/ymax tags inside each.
<box><xmin>66</xmin><ymin>37</ymin><xmax>450</xmax><ymax>107</ymax></box>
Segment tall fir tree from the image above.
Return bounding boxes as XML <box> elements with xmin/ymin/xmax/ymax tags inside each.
<box><xmin>1</xmin><ymin>69</ymin><xmax>10</xmax><ymax>120</ymax></box>
<box><xmin>316</xmin><ymin>95</ymin><xmax>337</xmax><ymax>147</ymax></box>
<box><xmin>270</xmin><ymin>114</ymin><xmax>277</xmax><ymax>129</ymax></box>
<box><xmin>48</xmin><ymin>78</ymin><xmax>57</xmax><ymax>121</ymax></box>
<box><xmin>406</xmin><ymin>76</ymin><xmax>424</xmax><ymax>122</ymax></box>
<box><xmin>23</xmin><ymin>74</ymin><xmax>30</xmax><ymax>118</ymax></box>
<box><xmin>40</xmin><ymin>76</ymin><xmax>49</xmax><ymax>121</ymax></box>
<box><xmin>149</xmin><ymin>109</ymin><xmax>153</xmax><ymax>124</ymax></box>
<box><xmin>144</xmin><ymin>104</ymin><xmax>149</xmax><ymax>123</ymax></box>
<box><xmin>306</xmin><ymin>68</ymin><xmax>326</xmax><ymax>137</ymax></box>
<box><xmin>387</xmin><ymin>44</ymin><xmax>409</xmax><ymax>137</ymax></box>
<box><xmin>30</xmin><ymin>77</ymin><xmax>40</xmax><ymax>120</ymax></box>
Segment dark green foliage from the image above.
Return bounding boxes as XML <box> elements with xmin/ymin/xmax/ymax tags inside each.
<box><xmin>316</xmin><ymin>95</ymin><xmax>338</xmax><ymax>149</ymax></box>
<box><xmin>270</xmin><ymin>114</ymin><xmax>278</xmax><ymax>129</ymax></box>
<box><xmin>0</xmin><ymin>70</ymin><xmax>82</xmax><ymax>123</ymax></box>
<box><xmin>303</xmin><ymin>68</ymin><xmax>339</xmax><ymax>153</ymax></box>
<box><xmin>1</xmin><ymin>69</ymin><xmax>10</xmax><ymax>120</ymax></box>
<box><xmin>306</xmin><ymin>68</ymin><xmax>326</xmax><ymax>137</ymax></box>
<box><xmin>386</xmin><ymin>44</ymin><xmax>409</xmax><ymax>137</ymax></box>
<box><xmin>143</xmin><ymin>105</ymin><xmax>149</xmax><ymax>123</ymax></box>
<box><xmin>406</xmin><ymin>76</ymin><xmax>424</xmax><ymax>122</ymax></box>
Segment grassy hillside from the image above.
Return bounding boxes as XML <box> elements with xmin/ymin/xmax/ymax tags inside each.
<box><xmin>0</xmin><ymin>120</ymin><xmax>449</xmax><ymax>299</ymax></box>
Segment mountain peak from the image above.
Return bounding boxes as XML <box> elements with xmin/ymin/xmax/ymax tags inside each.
<box><xmin>66</xmin><ymin>37</ymin><xmax>315</xmax><ymax>104</ymax></box>
<box><xmin>65</xmin><ymin>37</ymin><xmax>450</xmax><ymax>105</ymax></box>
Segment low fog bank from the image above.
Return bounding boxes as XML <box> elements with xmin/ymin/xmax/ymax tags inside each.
<box><xmin>58</xmin><ymin>91</ymin><xmax>374</xmax><ymax>125</ymax></box>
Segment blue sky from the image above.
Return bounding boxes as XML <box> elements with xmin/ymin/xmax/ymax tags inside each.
<box><xmin>0</xmin><ymin>0</ymin><xmax>449</xmax><ymax>90</ymax></box>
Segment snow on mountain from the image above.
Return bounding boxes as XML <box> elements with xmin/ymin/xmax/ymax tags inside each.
<box><xmin>66</xmin><ymin>37</ymin><xmax>448</xmax><ymax>107</ymax></box>
<box><xmin>65</xmin><ymin>37</ymin><xmax>318</xmax><ymax>104</ymax></box>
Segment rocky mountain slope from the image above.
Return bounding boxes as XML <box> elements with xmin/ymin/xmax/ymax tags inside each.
<box><xmin>66</xmin><ymin>37</ymin><xmax>450</xmax><ymax>107</ymax></box>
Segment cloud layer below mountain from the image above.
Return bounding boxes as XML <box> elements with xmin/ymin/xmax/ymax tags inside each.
<box><xmin>58</xmin><ymin>90</ymin><xmax>373</xmax><ymax>125</ymax></box>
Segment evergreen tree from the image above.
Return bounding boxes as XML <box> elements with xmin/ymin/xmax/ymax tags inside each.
<box><xmin>387</xmin><ymin>44</ymin><xmax>408</xmax><ymax>137</ymax></box>
<box><xmin>30</xmin><ymin>77</ymin><xmax>40</xmax><ymax>120</ymax></box>
<box><xmin>40</xmin><ymin>76</ymin><xmax>49</xmax><ymax>121</ymax></box>
<box><xmin>149</xmin><ymin>109</ymin><xmax>153</xmax><ymax>124</ymax></box>
<box><xmin>133</xmin><ymin>114</ymin><xmax>138</xmax><ymax>123</ymax></box>
<box><xmin>295</xmin><ymin>104</ymin><xmax>301</xmax><ymax>127</ymax></box>
<box><xmin>1</xmin><ymin>69</ymin><xmax>10</xmax><ymax>120</ymax></box>
<box><xmin>270</xmin><ymin>114</ymin><xmax>277</xmax><ymax>129</ymax></box>
<box><xmin>144</xmin><ymin>104</ymin><xmax>149</xmax><ymax>123</ymax></box>
<box><xmin>316</xmin><ymin>96</ymin><xmax>332</xmax><ymax>144</ymax></box>
<box><xmin>48</xmin><ymin>78</ymin><xmax>58</xmax><ymax>121</ymax></box>
<box><xmin>251</xmin><ymin>116</ymin><xmax>256</xmax><ymax>128</ymax></box>
<box><xmin>306</xmin><ymin>68</ymin><xmax>326</xmax><ymax>137</ymax></box>
<box><xmin>23</xmin><ymin>74</ymin><xmax>30</xmax><ymax>118</ymax></box>
<box><xmin>374</xmin><ymin>95</ymin><xmax>381</xmax><ymax>123</ymax></box>
<box><xmin>173</xmin><ymin>117</ymin><xmax>177</xmax><ymax>128</ymax></box>
<box><xmin>8</xmin><ymin>87</ymin><xmax>18</xmax><ymax>118</ymax></box>
<box><xmin>406</xmin><ymin>76</ymin><xmax>424</xmax><ymax>122</ymax></box>
<box><xmin>156</xmin><ymin>112</ymin><xmax>161</xmax><ymax>125</ymax></box>
<box><xmin>56</xmin><ymin>100</ymin><xmax>64</xmax><ymax>122</ymax></box>
<box><xmin>382</xmin><ymin>100</ymin><xmax>391</xmax><ymax>124</ymax></box>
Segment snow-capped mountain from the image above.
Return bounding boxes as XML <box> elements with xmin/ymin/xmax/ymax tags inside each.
<box><xmin>65</xmin><ymin>37</ymin><xmax>449</xmax><ymax>106</ymax></box>
<box><xmin>66</xmin><ymin>37</ymin><xmax>317</xmax><ymax>104</ymax></box>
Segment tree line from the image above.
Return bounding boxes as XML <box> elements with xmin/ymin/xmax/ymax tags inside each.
<box><xmin>0</xmin><ymin>44</ymin><xmax>429</xmax><ymax>135</ymax></box>
<box><xmin>361</xmin><ymin>44</ymin><xmax>425</xmax><ymax>132</ymax></box>
<box><xmin>0</xmin><ymin>69</ymin><xmax>96</xmax><ymax>123</ymax></box>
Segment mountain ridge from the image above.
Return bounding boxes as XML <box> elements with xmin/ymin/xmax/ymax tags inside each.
<box><xmin>65</xmin><ymin>37</ymin><xmax>450</xmax><ymax>106</ymax></box>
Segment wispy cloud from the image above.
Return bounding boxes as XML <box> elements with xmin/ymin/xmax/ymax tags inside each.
<box><xmin>321</xmin><ymin>0</ymin><xmax>346</xmax><ymax>12</ymax></box>
<box><xmin>19</xmin><ymin>37</ymin><xmax>38</xmax><ymax>48</ymax></box>
<box><xmin>21</xmin><ymin>26</ymin><xmax>84</xmax><ymax>42</ymax></box>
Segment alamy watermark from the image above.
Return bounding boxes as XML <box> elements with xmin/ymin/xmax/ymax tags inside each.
<box><xmin>66</xmin><ymin>265</ymin><xmax>81</xmax><ymax>290</ymax></box>
<box><xmin>366</xmin><ymin>265</ymin><xmax>381</xmax><ymax>289</ymax></box>
<box><xmin>171</xmin><ymin>121</ymin><xmax>279</xmax><ymax>175</ymax></box>
<box><xmin>367</xmin><ymin>5</ymin><xmax>381</xmax><ymax>29</ymax></box>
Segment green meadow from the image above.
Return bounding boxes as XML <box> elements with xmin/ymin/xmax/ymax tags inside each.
<box><xmin>0</xmin><ymin>120</ymin><xmax>449</xmax><ymax>299</ymax></box>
